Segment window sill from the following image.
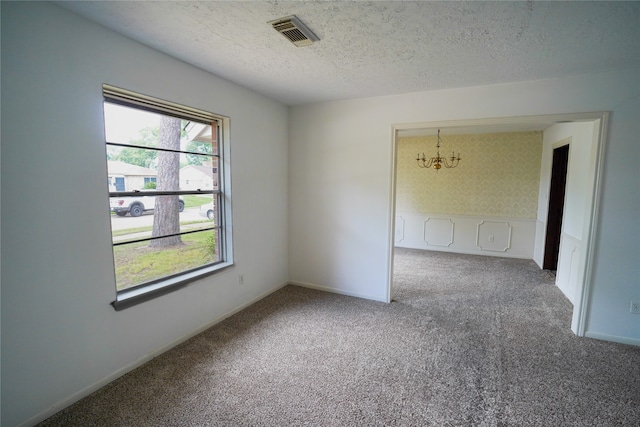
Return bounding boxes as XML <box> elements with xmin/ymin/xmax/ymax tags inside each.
<box><xmin>111</xmin><ymin>261</ymin><xmax>234</xmax><ymax>311</ymax></box>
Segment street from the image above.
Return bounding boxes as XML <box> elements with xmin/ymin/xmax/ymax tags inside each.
<box><xmin>110</xmin><ymin>207</ymin><xmax>206</xmax><ymax>231</ymax></box>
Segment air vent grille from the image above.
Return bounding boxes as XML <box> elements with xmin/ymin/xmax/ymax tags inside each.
<box><xmin>269</xmin><ymin>15</ymin><xmax>318</xmax><ymax>47</ymax></box>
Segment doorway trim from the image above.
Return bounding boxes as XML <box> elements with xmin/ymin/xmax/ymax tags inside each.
<box><xmin>387</xmin><ymin>112</ymin><xmax>609</xmax><ymax>336</ymax></box>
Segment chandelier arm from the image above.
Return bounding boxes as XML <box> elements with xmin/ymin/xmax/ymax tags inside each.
<box><xmin>442</xmin><ymin>154</ymin><xmax>460</xmax><ymax>168</ymax></box>
<box><xmin>416</xmin><ymin>153</ymin><xmax>438</xmax><ymax>169</ymax></box>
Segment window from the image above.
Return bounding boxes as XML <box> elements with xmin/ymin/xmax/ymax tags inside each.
<box><xmin>103</xmin><ymin>84</ymin><xmax>232</xmax><ymax>310</ymax></box>
<box><xmin>144</xmin><ymin>177</ymin><xmax>157</xmax><ymax>188</ymax></box>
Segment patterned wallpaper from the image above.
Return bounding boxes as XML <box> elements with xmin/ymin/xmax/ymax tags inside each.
<box><xmin>397</xmin><ymin>132</ymin><xmax>542</xmax><ymax>218</ymax></box>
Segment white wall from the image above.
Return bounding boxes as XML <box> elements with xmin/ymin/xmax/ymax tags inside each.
<box><xmin>1</xmin><ymin>3</ymin><xmax>289</xmax><ymax>426</ymax></box>
<box><xmin>533</xmin><ymin>122</ymin><xmax>598</xmax><ymax>303</ymax></box>
<box><xmin>289</xmin><ymin>70</ymin><xmax>639</xmax><ymax>343</ymax></box>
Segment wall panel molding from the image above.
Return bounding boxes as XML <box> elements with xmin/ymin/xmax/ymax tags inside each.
<box><xmin>476</xmin><ymin>220</ymin><xmax>512</xmax><ymax>252</ymax></box>
<box><xmin>423</xmin><ymin>217</ymin><xmax>454</xmax><ymax>247</ymax></box>
<box><xmin>395</xmin><ymin>212</ymin><xmax>534</xmax><ymax>259</ymax></box>
<box><xmin>556</xmin><ymin>233</ymin><xmax>582</xmax><ymax>304</ymax></box>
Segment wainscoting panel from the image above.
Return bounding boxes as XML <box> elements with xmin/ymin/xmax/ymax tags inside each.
<box><xmin>533</xmin><ymin>219</ymin><xmax>546</xmax><ymax>268</ymax></box>
<box><xmin>395</xmin><ymin>212</ymin><xmax>536</xmax><ymax>259</ymax></box>
<box><xmin>556</xmin><ymin>233</ymin><xmax>582</xmax><ymax>304</ymax></box>
<box><xmin>476</xmin><ymin>220</ymin><xmax>512</xmax><ymax>252</ymax></box>
<box><xmin>423</xmin><ymin>217</ymin><xmax>454</xmax><ymax>247</ymax></box>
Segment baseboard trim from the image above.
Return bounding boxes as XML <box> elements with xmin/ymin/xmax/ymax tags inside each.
<box><xmin>394</xmin><ymin>244</ymin><xmax>532</xmax><ymax>260</ymax></box>
<box><xmin>289</xmin><ymin>280</ymin><xmax>388</xmax><ymax>303</ymax></box>
<box><xmin>585</xmin><ymin>330</ymin><xmax>640</xmax><ymax>347</ymax></box>
<box><xmin>19</xmin><ymin>281</ymin><xmax>289</xmax><ymax>427</ymax></box>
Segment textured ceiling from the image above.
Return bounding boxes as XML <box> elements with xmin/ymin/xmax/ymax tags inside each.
<box><xmin>58</xmin><ymin>1</ymin><xmax>640</xmax><ymax>106</ymax></box>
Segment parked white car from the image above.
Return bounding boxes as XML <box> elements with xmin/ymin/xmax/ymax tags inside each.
<box><xmin>110</xmin><ymin>194</ymin><xmax>184</xmax><ymax>217</ymax></box>
<box><xmin>199</xmin><ymin>202</ymin><xmax>215</xmax><ymax>220</ymax></box>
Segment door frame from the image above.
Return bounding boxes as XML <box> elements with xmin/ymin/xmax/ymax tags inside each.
<box><xmin>386</xmin><ymin>112</ymin><xmax>609</xmax><ymax>336</ymax></box>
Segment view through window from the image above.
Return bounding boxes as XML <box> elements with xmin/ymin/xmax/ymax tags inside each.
<box><xmin>103</xmin><ymin>86</ymin><xmax>227</xmax><ymax>302</ymax></box>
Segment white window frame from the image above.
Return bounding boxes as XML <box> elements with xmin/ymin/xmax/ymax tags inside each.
<box><xmin>103</xmin><ymin>84</ymin><xmax>234</xmax><ymax>310</ymax></box>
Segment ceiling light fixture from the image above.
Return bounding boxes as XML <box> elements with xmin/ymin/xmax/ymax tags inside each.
<box><xmin>416</xmin><ymin>129</ymin><xmax>461</xmax><ymax>171</ymax></box>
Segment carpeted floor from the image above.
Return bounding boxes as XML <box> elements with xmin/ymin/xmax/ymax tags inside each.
<box><xmin>39</xmin><ymin>248</ymin><xmax>640</xmax><ymax>426</ymax></box>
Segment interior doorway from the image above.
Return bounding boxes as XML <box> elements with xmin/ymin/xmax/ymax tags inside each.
<box><xmin>543</xmin><ymin>144</ymin><xmax>570</xmax><ymax>270</ymax></box>
<box><xmin>388</xmin><ymin>113</ymin><xmax>608</xmax><ymax>336</ymax></box>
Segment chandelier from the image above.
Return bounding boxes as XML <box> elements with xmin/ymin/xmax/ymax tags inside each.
<box><xmin>416</xmin><ymin>129</ymin><xmax>461</xmax><ymax>170</ymax></box>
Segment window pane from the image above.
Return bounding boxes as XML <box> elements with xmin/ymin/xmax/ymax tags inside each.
<box><xmin>104</xmin><ymin>103</ymin><xmax>163</xmax><ymax>145</ymax></box>
<box><xmin>107</xmin><ymin>146</ymin><xmax>161</xmax><ymax>191</ymax></box>
<box><xmin>107</xmin><ymin>149</ymin><xmax>217</xmax><ymax>193</ymax></box>
<box><xmin>111</xmin><ymin>194</ymin><xmax>217</xmax><ymax>241</ymax></box>
<box><xmin>184</xmin><ymin>121</ymin><xmax>218</xmax><ymax>155</ymax></box>
<box><xmin>180</xmin><ymin>154</ymin><xmax>219</xmax><ymax>191</ymax></box>
<box><xmin>104</xmin><ymin>102</ymin><xmax>216</xmax><ymax>194</ymax></box>
<box><xmin>113</xmin><ymin>228</ymin><xmax>220</xmax><ymax>291</ymax></box>
<box><xmin>109</xmin><ymin>195</ymin><xmax>184</xmax><ymax>219</ymax></box>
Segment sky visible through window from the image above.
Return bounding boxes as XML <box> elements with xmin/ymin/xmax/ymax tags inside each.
<box><xmin>104</xmin><ymin>102</ymin><xmax>159</xmax><ymax>143</ymax></box>
<box><xmin>104</xmin><ymin>103</ymin><xmax>199</xmax><ymax>164</ymax></box>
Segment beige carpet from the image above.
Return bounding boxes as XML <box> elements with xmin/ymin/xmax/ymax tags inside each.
<box><xmin>39</xmin><ymin>248</ymin><xmax>640</xmax><ymax>426</ymax></box>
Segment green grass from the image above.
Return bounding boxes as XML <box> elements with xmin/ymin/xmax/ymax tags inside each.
<box><xmin>111</xmin><ymin>198</ymin><xmax>215</xmax><ymax>289</ymax></box>
<box><xmin>111</xmin><ymin>220</ymin><xmax>210</xmax><ymax>237</ymax></box>
<box><xmin>183</xmin><ymin>195</ymin><xmax>211</xmax><ymax>209</ymax></box>
<box><xmin>113</xmin><ymin>231</ymin><xmax>217</xmax><ymax>290</ymax></box>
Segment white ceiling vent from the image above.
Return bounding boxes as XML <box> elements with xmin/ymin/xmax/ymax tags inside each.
<box><xmin>269</xmin><ymin>15</ymin><xmax>318</xmax><ymax>47</ymax></box>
